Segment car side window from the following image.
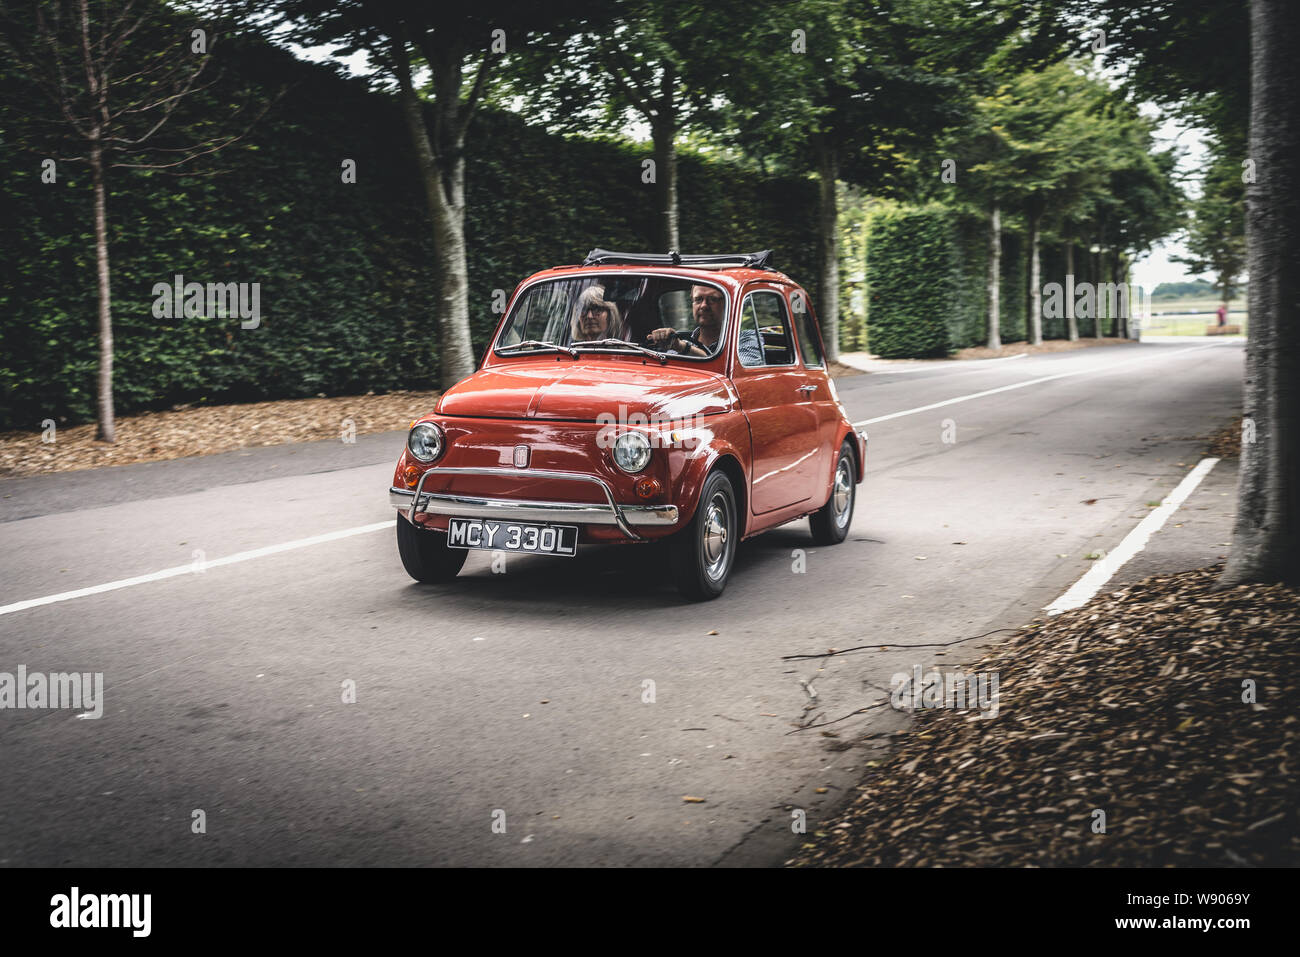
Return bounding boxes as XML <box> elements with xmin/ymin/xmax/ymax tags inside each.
<box><xmin>791</xmin><ymin>290</ymin><xmax>825</xmax><ymax>368</ymax></box>
<box><xmin>749</xmin><ymin>290</ymin><xmax>795</xmax><ymax>366</ymax></box>
<box><xmin>737</xmin><ymin>297</ymin><xmax>765</xmax><ymax>367</ymax></box>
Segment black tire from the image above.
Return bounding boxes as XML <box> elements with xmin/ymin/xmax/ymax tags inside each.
<box><xmin>396</xmin><ymin>515</ymin><xmax>468</xmax><ymax>583</ymax></box>
<box><xmin>669</xmin><ymin>469</ymin><xmax>738</xmax><ymax>601</ymax></box>
<box><xmin>809</xmin><ymin>442</ymin><xmax>856</xmax><ymax>545</ymax></box>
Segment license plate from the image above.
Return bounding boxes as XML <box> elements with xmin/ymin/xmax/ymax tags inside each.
<box><xmin>446</xmin><ymin>518</ymin><xmax>578</xmax><ymax>557</ymax></box>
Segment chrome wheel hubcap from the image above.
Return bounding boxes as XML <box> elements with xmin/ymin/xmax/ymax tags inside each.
<box><xmin>833</xmin><ymin>459</ymin><xmax>853</xmax><ymax>528</ymax></box>
<box><xmin>702</xmin><ymin>493</ymin><xmax>730</xmax><ymax>580</ymax></box>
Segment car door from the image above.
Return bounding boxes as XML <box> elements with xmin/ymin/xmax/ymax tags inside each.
<box><xmin>787</xmin><ymin>286</ymin><xmax>840</xmax><ymax>487</ymax></box>
<box><xmin>730</xmin><ymin>286</ymin><xmax>822</xmax><ymax>514</ymax></box>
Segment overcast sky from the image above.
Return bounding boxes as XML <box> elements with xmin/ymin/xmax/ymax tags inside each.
<box><xmin>1129</xmin><ymin>113</ymin><xmax>1206</xmax><ymax>294</ymax></box>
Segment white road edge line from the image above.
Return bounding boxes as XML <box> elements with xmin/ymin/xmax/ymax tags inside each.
<box><xmin>852</xmin><ymin>343</ymin><xmax>1218</xmax><ymax>427</ymax></box>
<box><xmin>1044</xmin><ymin>458</ymin><xmax>1220</xmax><ymax>615</ymax></box>
<box><xmin>0</xmin><ymin>520</ymin><xmax>393</xmax><ymax>617</ymax></box>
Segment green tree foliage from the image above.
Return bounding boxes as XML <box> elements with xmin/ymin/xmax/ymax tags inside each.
<box><xmin>931</xmin><ymin>57</ymin><xmax>1182</xmax><ymax>346</ymax></box>
<box><xmin>1056</xmin><ymin>0</ymin><xmax>1248</xmax><ymax>144</ymax></box>
<box><xmin>718</xmin><ymin>0</ymin><xmax>980</xmax><ymax>361</ymax></box>
<box><xmin>1150</xmin><ymin>279</ymin><xmax>1218</xmax><ymax>300</ymax></box>
<box><xmin>495</xmin><ymin>0</ymin><xmax>738</xmax><ymax>251</ymax></box>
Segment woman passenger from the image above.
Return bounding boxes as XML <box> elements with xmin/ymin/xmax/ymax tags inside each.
<box><xmin>571</xmin><ymin>286</ymin><xmax>623</xmax><ymax>342</ymax></box>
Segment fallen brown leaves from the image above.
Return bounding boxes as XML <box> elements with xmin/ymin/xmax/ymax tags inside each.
<box><xmin>1206</xmin><ymin>416</ymin><xmax>1243</xmax><ymax>459</ymax></box>
<box><xmin>0</xmin><ymin>391</ymin><xmax>441</xmax><ymax>478</ymax></box>
<box><xmin>4</xmin><ymin>359</ymin><xmax>860</xmax><ymax>480</ymax></box>
<box><xmin>789</xmin><ymin>564</ymin><xmax>1299</xmax><ymax>867</ymax></box>
<box><xmin>955</xmin><ymin>337</ymin><xmax>1138</xmax><ymax>361</ymax></box>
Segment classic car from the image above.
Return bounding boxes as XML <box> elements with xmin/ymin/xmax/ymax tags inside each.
<box><xmin>388</xmin><ymin>249</ymin><xmax>868</xmax><ymax>600</ymax></box>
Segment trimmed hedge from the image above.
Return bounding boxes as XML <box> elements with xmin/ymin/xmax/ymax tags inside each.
<box><xmin>0</xmin><ymin>38</ymin><xmax>817</xmax><ymax>430</ymax></box>
<box><xmin>999</xmin><ymin>230</ymin><xmax>1028</xmax><ymax>343</ymax></box>
<box><xmin>865</xmin><ymin>203</ymin><xmax>1041</xmax><ymax>357</ymax></box>
<box><xmin>950</xmin><ymin>214</ymin><xmax>989</xmax><ymax>347</ymax></box>
<box><xmin>865</xmin><ymin>205</ymin><xmax>964</xmax><ymax>358</ymax></box>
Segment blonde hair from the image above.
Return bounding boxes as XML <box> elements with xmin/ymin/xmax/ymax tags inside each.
<box><xmin>571</xmin><ymin>285</ymin><xmax>623</xmax><ymax>341</ymax></box>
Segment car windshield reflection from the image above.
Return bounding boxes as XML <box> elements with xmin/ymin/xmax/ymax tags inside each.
<box><xmin>495</xmin><ymin>274</ymin><xmax>729</xmax><ymax>359</ymax></box>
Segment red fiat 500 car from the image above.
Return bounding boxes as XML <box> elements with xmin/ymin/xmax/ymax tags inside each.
<box><xmin>388</xmin><ymin>249</ymin><xmax>868</xmax><ymax>600</ymax></box>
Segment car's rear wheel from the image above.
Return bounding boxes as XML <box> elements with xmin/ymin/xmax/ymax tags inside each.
<box><xmin>809</xmin><ymin>441</ymin><xmax>856</xmax><ymax>545</ymax></box>
<box><xmin>396</xmin><ymin>515</ymin><xmax>468</xmax><ymax>583</ymax></box>
<box><xmin>669</xmin><ymin>469</ymin><xmax>738</xmax><ymax>601</ymax></box>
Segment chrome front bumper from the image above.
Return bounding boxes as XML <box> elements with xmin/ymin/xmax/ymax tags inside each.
<box><xmin>389</xmin><ymin>466</ymin><xmax>678</xmax><ymax>541</ymax></box>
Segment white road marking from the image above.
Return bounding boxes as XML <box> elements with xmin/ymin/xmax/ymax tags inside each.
<box><xmin>0</xmin><ymin>520</ymin><xmax>392</xmax><ymax>617</ymax></box>
<box><xmin>852</xmin><ymin>343</ymin><xmax>1220</xmax><ymax>427</ymax></box>
<box><xmin>1044</xmin><ymin>458</ymin><xmax>1220</xmax><ymax>615</ymax></box>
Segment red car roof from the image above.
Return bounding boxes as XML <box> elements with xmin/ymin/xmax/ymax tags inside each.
<box><xmin>537</xmin><ymin>263</ymin><xmax>799</xmax><ymax>288</ymax></box>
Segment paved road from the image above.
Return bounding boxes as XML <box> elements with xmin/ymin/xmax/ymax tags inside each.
<box><xmin>0</xmin><ymin>340</ymin><xmax>1243</xmax><ymax>866</ymax></box>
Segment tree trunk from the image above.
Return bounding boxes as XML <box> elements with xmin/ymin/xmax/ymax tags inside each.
<box><xmin>1221</xmin><ymin>0</ymin><xmax>1300</xmax><ymax>586</ymax></box>
<box><xmin>396</xmin><ymin>75</ymin><xmax>475</xmax><ymax>387</ymax></box>
<box><xmin>1112</xmin><ymin>251</ymin><xmax>1128</xmax><ymax>338</ymax></box>
<box><xmin>432</xmin><ymin>145</ymin><xmax>475</xmax><ymax>387</ymax></box>
<box><xmin>1124</xmin><ymin>259</ymin><xmax>1137</xmax><ymax>338</ymax></box>
<box><xmin>1092</xmin><ymin>244</ymin><xmax>1103</xmax><ymax>339</ymax></box>
<box><xmin>90</xmin><ymin>141</ymin><xmax>115</xmax><ymax>443</ymax></box>
<box><xmin>1027</xmin><ymin>212</ymin><xmax>1043</xmax><ymax>345</ymax></box>
<box><xmin>986</xmin><ymin>202</ymin><xmax>1001</xmax><ymax>351</ymax></box>
<box><xmin>651</xmin><ymin>117</ymin><xmax>679</xmax><ymax>252</ymax></box>
<box><xmin>814</xmin><ymin>137</ymin><xmax>840</xmax><ymax>362</ymax></box>
<box><xmin>1065</xmin><ymin>242</ymin><xmax>1079</xmax><ymax>341</ymax></box>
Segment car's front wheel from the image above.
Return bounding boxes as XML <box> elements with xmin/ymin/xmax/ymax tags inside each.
<box><xmin>396</xmin><ymin>515</ymin><xmax>468</xmax><ymax>583</ymax></box>
<box><xmin>809</xmin><ymin>441</ymin><xmax>856</xmax><ymax>545</ymax></box>
<box><xmin>669</xmin><ymin>469</ymin><xmax>738</xmax><ymax>601</ymax></box>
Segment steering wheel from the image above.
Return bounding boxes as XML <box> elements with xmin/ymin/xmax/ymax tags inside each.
<box><xmin>645</xmin><ymin>329</ymin><xmax>700</xmax><ymax>352</ymax></box>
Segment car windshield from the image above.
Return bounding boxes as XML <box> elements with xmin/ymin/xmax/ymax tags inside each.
<box><xmin>496</xmin><ymin>274</ymin><xmax>729</xmax><ymax>359</ymax></box>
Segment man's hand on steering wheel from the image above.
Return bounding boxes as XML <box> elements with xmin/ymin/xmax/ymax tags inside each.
<box><xmin>646</xmin><ymin>327</ymin><xmax>702</xmax><ymax>354</ymax></box>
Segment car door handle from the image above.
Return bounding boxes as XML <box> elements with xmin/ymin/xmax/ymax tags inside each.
<box><xmin>796</xmin><ymin>385</ymin><xmax>817</xmax><ymax>394</ymax></box>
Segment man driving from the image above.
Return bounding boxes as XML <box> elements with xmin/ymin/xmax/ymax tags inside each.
<box><xmin>647</xmin><ymin>284</ymin><xmax>762</xmax><ymax>364</ymax></box>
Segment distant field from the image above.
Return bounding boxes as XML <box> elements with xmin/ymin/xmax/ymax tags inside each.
<box><xmin>1149</xmin><ymin>295</ymin><xmax>1246</xmax><ymax>312</ymax></box>
<box><xmin>1139</xmin><ymin>315</ymin><xmax>1249</xmax><ymax>336</ymax></box>
<box><xmin>1141</xmin><ymin>294</ymin><xmax>1248</xmax><ymax>336</ymax></box>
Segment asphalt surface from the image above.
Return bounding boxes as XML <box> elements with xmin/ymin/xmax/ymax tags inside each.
<box><xmin>0</xmin><ymin>340</ymin><xmax>1244</xmax><ymax>866</ymax></box>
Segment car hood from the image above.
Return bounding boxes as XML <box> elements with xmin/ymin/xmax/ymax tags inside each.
<box><xmin>437</xmin><ymin>359</ymin><xmax>736</xmax><ymax>422</ymax></box>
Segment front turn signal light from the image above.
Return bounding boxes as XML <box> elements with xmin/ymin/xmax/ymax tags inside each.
<box><xmin>635</xmin><ymin>477</ymin><xmax>661</xmax><ymax>498</ymax></box>
<box><xmin>403</xmin><ymin>465</ymin><xmax>421</xmax><ymax>488</ymax></box>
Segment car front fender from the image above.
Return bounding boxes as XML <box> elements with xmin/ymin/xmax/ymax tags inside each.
<box><xmin>663</xmin><ymin>414</ymin><xmax>753</xmax><ymax>533</ymax></box>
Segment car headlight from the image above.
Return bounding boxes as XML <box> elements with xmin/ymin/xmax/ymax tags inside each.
<box><xmin>611</xmin><ymin>431</ymin><xmax>652</xmax><ymax>473</ymax></box>
<box><xmin>407</xmin><ymin>422</ymin><xmax>445</xmax><ymax>462</ymax></box>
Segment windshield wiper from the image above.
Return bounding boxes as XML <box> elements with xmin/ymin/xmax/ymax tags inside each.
<box><xmin>571</xmin><ymin>338</ymin><xmax>669</xmax><ymax>365</ymax></box>
<box><xmin>498</xmin><ymin>339</ymin><xmax>577</xmax><ymax>358</ymax></box>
